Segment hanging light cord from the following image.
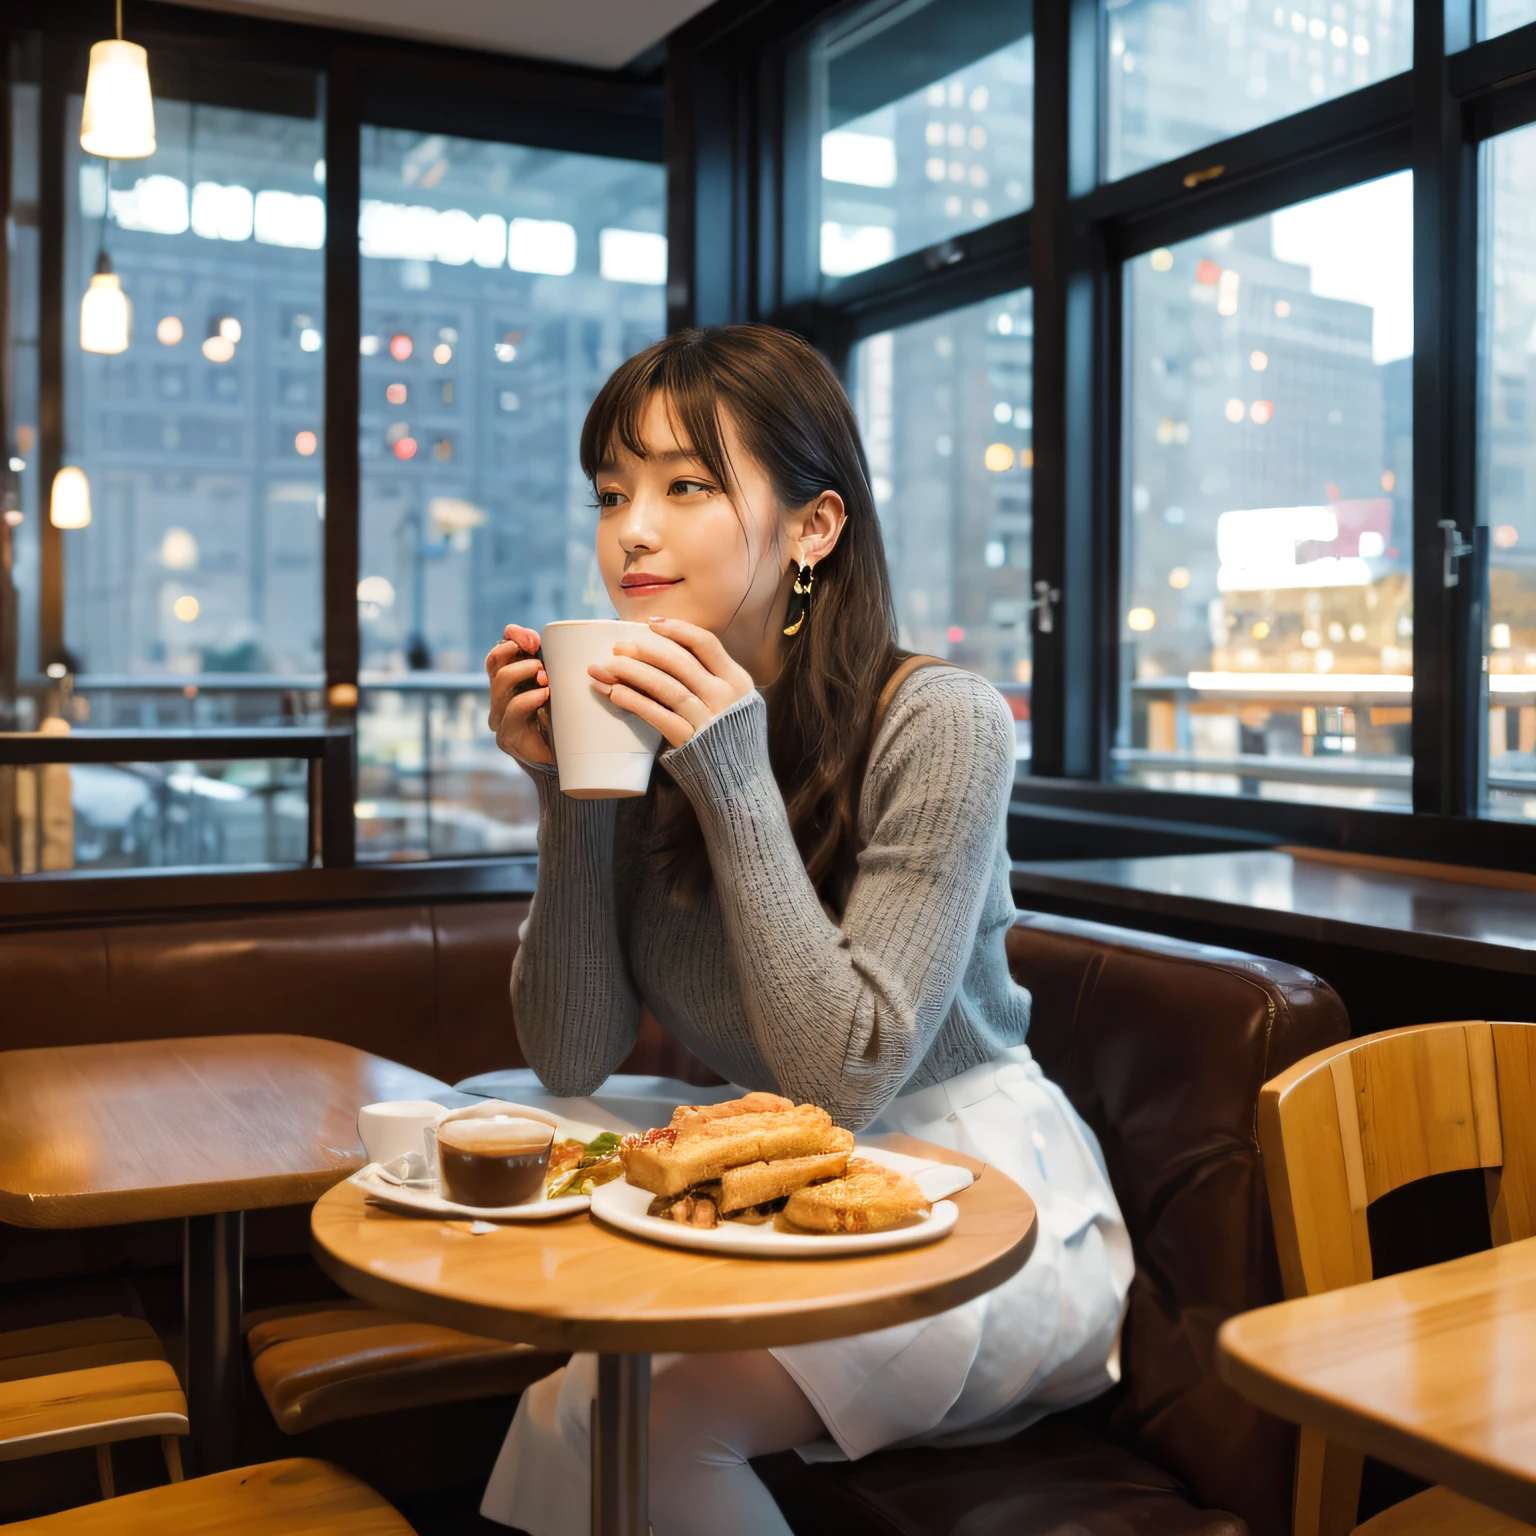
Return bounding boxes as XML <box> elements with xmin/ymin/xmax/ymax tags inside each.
<box><xmin>116</xmin><ymin>0</ymin><xmax>123</xmax><ymax>41</ymax></box>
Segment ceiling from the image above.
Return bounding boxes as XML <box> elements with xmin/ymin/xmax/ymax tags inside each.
<box><xmin>170</xmin><ymin>0</ymin><xmax>719</xmax><ymax>70</ymax></box>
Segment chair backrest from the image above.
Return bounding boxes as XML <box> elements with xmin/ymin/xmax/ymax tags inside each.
<box><xmin>1259</xmin><ymin>1020</ymin><xmax>1536</xmax><ymax>1299</ymax></box>
<box><xmin>1256</xmin><ymin>1020</ymin><xmax>1536</xmax><ymax>1536</ymax></box>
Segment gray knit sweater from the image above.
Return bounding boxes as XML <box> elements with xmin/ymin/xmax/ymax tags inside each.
<box><xmin>510</xmin><ymin>665</ymin><xmax>1031</xmax><ymax>1131</ymax></box>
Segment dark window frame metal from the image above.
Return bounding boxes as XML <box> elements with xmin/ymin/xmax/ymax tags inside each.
<box><xmin>666</xmin><ymin>0</ymin><xmax>1536</xmax><ymax>874</ymax></box>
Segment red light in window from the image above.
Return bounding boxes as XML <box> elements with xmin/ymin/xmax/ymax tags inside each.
<box><xmin>389</xmin><ymin>334</ymin><xmax>412</xmax><ymax>361</ymax></box>
<box><xmin>386</xmin><ymin>382</ymin><xmax>407</xmax><ymax>405</ymax></box>
<box><xmin>393</xmin><ymin>437</ymin><xmax>418</xmax><ymax>460</ymax></box>
<box><xmin>946</xmin><ymin>625</ymin><xmax>965</xmax><ymax>644</ymax></box>
<box><xmin>1195</xmin><ymin>259</ymin><xmax>1221</xmax><ymax>286</ymax></box>
<box><xmin>294</xmin><ymin>430</ymin><xmax>317</xmax><ymax>457</ymax></box>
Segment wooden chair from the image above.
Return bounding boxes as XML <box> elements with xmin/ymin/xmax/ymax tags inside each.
<box><xmin>0</xmin><ymin>1456</ymin><xmax>415</xmax><ymax>1532</ymax></box>
<box><xmin>1258</xmin><ymin>1020</ymin><xmax>1536</xmax><ymax>1536</ymax></box>
<box><xmin>0</xmin><ymin>1316</ymin><xmax>186</xmax><ymax>1499</ymax></box>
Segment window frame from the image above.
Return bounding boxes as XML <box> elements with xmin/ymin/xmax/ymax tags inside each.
<box><xmin>6</xmin><ymin>4</ymin><xmax>664</xmax><ymax>872</ymax></box>
<box><xmin>667</xmin><ymin>0</ymin><xmax>1536</xmax><ymax>874</ymax></box>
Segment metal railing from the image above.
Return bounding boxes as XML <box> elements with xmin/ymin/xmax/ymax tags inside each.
<box><xmin>0</xmin><ymin>727</ymin><xmax>354</xmax><ymax>875</ymax></box>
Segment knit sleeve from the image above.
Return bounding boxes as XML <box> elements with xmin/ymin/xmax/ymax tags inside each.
<box><xmin>658</xmin><ymin>670</ymin><xmax>1014</xmax><ymax>1128</ymax></box>
<box><xmin>509</xmin><ymin>762</ymin><xmax>641</xmax><ymax>1096</ymax></box>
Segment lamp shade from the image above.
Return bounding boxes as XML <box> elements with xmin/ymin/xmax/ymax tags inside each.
<box><xmin>80</xmin><ymin>39</ymin><xmax>156</xmax><ymax>159</ymax></box>
<box><xmin>50</xmin><ymin>467</ymin><xmax>92</xmax><ymax>530</ymax></box>
<box><xmin>80</xmin><ymin>266</ymin><xmax>130</xmax><ymax>354</ymax></box>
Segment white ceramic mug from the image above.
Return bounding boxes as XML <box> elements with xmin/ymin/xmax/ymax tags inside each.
<box><xmin>357</xmin><ymin>1099</ymin><xmax>449</xmax><ymax>1166</ymax></box>
<box><xmin>540</xmin><ymin>620</ymin><xmax>664</xmax><ymax>798</ymax></box>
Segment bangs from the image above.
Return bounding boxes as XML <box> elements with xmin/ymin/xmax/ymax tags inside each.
<box><xmin>579</xmin><ymin>333</ymin><xmax>737</xmax><ymax>499</ymax></box>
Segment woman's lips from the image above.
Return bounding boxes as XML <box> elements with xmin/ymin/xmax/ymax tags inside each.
<box><xmin>621</xmin><ymin>578</ymin><xmax>681</xmax><ymax>596</ymax></box>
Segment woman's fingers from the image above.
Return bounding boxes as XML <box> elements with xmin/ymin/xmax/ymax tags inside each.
<box><xmin>610</xmin><ymin>633</ymin><xmax>717</xmax><ymax>699</ymax></box>
<box><xmin>596</xmin><ymin>681</ymin><xmax>694</xmax><ymax>750</ymax></box>
<box><xmin>646</xmin><ymin>617</ymin><xmax>742</xmax><ymax>682</ymax></box>
<box><xmin>485</xmin><ymin>624</ymin><xmax>541</xmax><ymax>681</ymax></box>
<box><xmin>589</xmin><ymin>655</ymin><xmax>712</xmax><ymax>728</ymax></box>
<box><xmin>488</xmin><ymin>656</ymin><xmax>544</xmax><ymax>729</ymax></box>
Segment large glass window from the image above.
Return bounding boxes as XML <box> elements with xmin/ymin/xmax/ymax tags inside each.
<box><xmin>1117</xmin><ymin>172</ymin><xmax>1413</xmax><ymax>807</ymax></box>
<box><xmin>850</xmin><ymin>289</ymin><xmax>1033</xmax><ymax>761</ymax></box>
<box><xmin>1481</xmin><ymin>122</ymin><xmax>1536</xmax><ymax>822</ymax></box>
<box><xmin>62</xmin><ymin>74</ymin><xmax>325</xmax><ymax>680</ymax></box>
<box><xmin>1104</xmin><ymin>0</ymin><xmax>1412</xmax><ymax>183</ymax></box>
<box><xmin>356</xmin><ymin>128</ymin><xmax>665</xmax><ymax>861</ymax></box>
<box><xmin>1481</xmin><ymin>0</ymin><xmax>1536</xmax><ymax>40</ymax></box>
<box><xmin>817</xmin><ymin>0</ymin><xmax>1032</xmax><ymax>281</ymax></box>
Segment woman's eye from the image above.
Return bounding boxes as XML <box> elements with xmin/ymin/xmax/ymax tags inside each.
<box><xmin>670</xmin><ymin>479</ymin><xmax>713</xmax><ymax>497</ymax></box>
<box><xmin>597</xmin><ymin>490</ymin><xmax>626</xmax><ymax>508</ymax></box>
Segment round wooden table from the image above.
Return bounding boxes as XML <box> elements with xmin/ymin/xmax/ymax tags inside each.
<box><xmin>312</xmin><ymin>1144</ymin><xmax>1037</xmax><ymax>1536</ymax></box>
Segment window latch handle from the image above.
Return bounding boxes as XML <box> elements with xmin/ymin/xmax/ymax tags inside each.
<box><xmin>1031</xmin><ymin>578</ymin><xmax>1061</xmax><ymax>634</ymax></box>
<box><xmin>1439</xmin><ymin>519</ymin><xmax>1473</xmax><ymax>589</ymax></box>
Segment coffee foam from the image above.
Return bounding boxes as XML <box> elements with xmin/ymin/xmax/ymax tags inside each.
<box><xmin>438</xmin><ymin>1116</ymin><xmax>553</xmax><ymax>1156</ymax></box>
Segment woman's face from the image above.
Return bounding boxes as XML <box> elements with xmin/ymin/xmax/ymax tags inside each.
<box><xmin>593</xmin><ymin>393</ymin><xmax>836</xmax><ymax>677</ymax></box>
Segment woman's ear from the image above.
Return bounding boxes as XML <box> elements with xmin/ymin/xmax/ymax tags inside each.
<box><xmin>791</xmin><ymin>490</ymin><xmax>848</xmax><ymax>568</ymax></box>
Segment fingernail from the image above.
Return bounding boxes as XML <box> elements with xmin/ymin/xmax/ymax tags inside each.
<box><xmin>648</xmin><ymin>615</ymin><xmax>665</xmax><ymax>623</ymax></box>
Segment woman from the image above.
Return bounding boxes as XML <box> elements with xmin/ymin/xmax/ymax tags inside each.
<box><xmin>481</xmin><ymin>325</ymin><xmax>1131</xmax><ymax>1536</ymax></box>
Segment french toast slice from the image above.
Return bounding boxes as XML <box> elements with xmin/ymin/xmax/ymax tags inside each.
<box><xmin>621</xmin><ymin>1110</ymin><xmax>850</xmax><ymax>1197</ymax></box>
<box><xmin>669</xmin><ymin>1093</ymin><xmax>795</xmax><ymax>1134</ymax></box>
<box><xmin>717</xmin><ymin>1149</ymin><xmax>851</xmax><ymax>1214</ymax></box>
<box><xmin>781</xmin><ymin>1158</ymin><xmax>931</xmax><ymax>1234</ymax></box>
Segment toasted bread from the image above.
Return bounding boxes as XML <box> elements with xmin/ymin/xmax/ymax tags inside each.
<box><xmin>717</xmin><ymin>1150</ymin><xmax>851</xmax><ymax>1214</ymax></box>
<box><xmin>781</xmin><ymin>1158</ymin><xmax>931</xmax><ymax>1234</ymax></box>
<box><xmin>670</xmin><ymin>1093</ymin><xmax>794</xmax><ymax>1135</ymax></box>
<box><xmin>622</xmin><ymin>1109</ymin><xmax>851</xmax><ymax>1197</ymax></box>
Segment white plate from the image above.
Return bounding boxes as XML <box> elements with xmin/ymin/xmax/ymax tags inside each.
<box><xmin>587</xmin><ymin>1145</ymin><xmax>967</xmax><ymax>1258</ymax></box>
<box><xmin>352</xmin><ymin>1110</ymin><xmax>617</xmax><ymax>1223</ymax></box>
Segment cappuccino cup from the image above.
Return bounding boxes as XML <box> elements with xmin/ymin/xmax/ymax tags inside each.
<box><xmin>540</xmin><ymin>620</ymin><xmax>663</xmax><ymax>798</ymax></box>
<box><xmin>436</xmin><ymin>1115</ymin><xmax>555</xmax><ymax>1208</ymax></box>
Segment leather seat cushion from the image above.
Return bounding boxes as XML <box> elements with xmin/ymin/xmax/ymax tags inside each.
<box><xmin>244</xmin><ymin>1301</ymin><xmax>566</xmax><ymax>1434</ymax></box>
<box><xmin>753</xmin><ymin>1418</ymin><xmax>1251</xmax><ymax>1536</ymax></box>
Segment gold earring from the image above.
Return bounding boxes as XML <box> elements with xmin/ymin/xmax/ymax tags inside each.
<box><xmin>783</xmin><ymin>562</ymin><xmax>814</xmax><ymax>636</ymax></box>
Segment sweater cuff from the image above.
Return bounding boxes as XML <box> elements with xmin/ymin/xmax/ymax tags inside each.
<box><xmin>660</xmin><ymin>690</ymin><xmax>775</xmax><ymax>810</ymax></box>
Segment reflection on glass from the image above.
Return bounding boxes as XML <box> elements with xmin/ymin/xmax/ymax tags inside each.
<box><xmin>0</xmin><ymin>758</ymin><xmax>308</xmax><ymax>874</ymax></box>
<box><xmin>851</xmin><ymin>289</ymin><xmax>1033</xmax><ymax>761</ymax></box>
<box><xmin>1118</xmin><ymin>172</ymin><xmax>1414</xmax><ymax>807</ymax></box>
<box><xmin>1104</xmin><ymin>0</ymin><xmax>1411</xmax><ymax>183</ymax></box>
<box><xmin>818</xmin><ymin>0</ymin><xmax>1032</xmax><ymax>280</ymax></box>
<box><xmin>1481</xmin><ymin>0</ymin><xmax>1536</xmax><ymax>40</ymax></box>
<box><xmin>357</xmin><ymin>684</ymin><xmax>538</xmax><ymax>862</ymax></box>
<box><xmin>62</xmin><ymin>72</ymin><xmax>325</xmax><ymax>677</ymax></box>
<box><xmin>358</xmin><ymin>129</ymin><xmax>665</xmax><ymax>860</ymax></box>
<box><xmin>1481</xmin><ymin>123</ymin><xmax>1536</xmax><ymax>821</ymax></box>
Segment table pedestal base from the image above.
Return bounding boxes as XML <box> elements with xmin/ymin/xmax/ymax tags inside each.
<box><xmin>184</xmin><ymin>1211</ymin><xmax>244</xmax><ymax>1476</ymax></box>
<box><xmin>592</xmin><ymin>1353</ymin><xmax>650</xmax><ymax>1536</ymax></box>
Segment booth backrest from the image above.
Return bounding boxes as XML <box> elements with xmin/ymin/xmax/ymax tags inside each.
<box><xmin>0</xmin><ymin>899</ymin><xmax>1347</xmax><ymax>1536</ymax></box>
<box><xmin>1007</xmin><ymin>911</ymin><xmax>1348</xmax><ymax>1536</ymax></box>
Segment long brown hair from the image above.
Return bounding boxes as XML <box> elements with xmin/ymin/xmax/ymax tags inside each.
<box><xmin>579</xmin><ymin>325</ymin><xmax>900</xmax><ymax>910</ymax></box>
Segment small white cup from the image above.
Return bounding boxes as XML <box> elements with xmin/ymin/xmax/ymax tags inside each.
<box><xmin>540</xmin><ymin>620</ymin><xmax>664</xmax><ymax>798</ymax></box>
<box><xmin>357</xmin><ymin>1100</ymin><xmax>449</xmax><ymax>1167</ymax></box>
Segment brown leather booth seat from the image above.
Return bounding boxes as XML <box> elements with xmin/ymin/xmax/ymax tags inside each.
<box><xmin>753</xmin><ymin>911</ymin><xmax>1349</xmax><ymax>1536</ymax></box>
<box><xmin>0</xmin><ymin>899</ymin><xmax>718</xmax><ymax>1089</ymax></box>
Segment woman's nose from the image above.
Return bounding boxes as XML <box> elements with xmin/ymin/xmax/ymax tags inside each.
<box><xmin>614</xmin><ymin>494</ymin><xmax>662</xmax><ymax>552</ymax></box>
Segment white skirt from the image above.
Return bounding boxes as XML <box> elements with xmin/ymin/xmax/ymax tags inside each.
<box><xmin>481</xmin><ymin>1045</ymin><xmax>1132</xmax><ymax>1526</ymax></box>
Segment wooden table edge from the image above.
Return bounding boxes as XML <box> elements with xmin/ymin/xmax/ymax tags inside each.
<box><xmin>0</xmin><ymin>1168</ymin><xmax>360</xmax><ymax>1229</ymax></box>
<box><xmin>311</xmin><ymin>1178</ymin><xmax>1038</xmax><ymax>1356</ymax></box>
<box><xmin>1216</xmin><ymin>1315</ymin><xmax>1536</xmax><ymax>1526</ymax></box>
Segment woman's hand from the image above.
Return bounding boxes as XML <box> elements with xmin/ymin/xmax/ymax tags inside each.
<box><xmin>486</xmin><ymin>623</ymin><xmax>554</xmax><ymax>766</ymax></box>
<box><xmin>588</xmin><ymin>617</ymin><xmax>755</xmax><ymax>749</ymax></box>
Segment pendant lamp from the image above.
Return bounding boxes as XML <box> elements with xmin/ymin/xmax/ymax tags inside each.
<box><xmin>50</xmin><ymin>467</ymin><xmax>93</xmax><ymax>530</ymax></box>
<box><xmin>80</xmin><ymin>251</ymin><xmax>131</xmax><ymax>354</ymax></box>
<box><xmin>80</xmin><ymin>0</ymin><xmax>156</xmax><ymax>160</ymax></box>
